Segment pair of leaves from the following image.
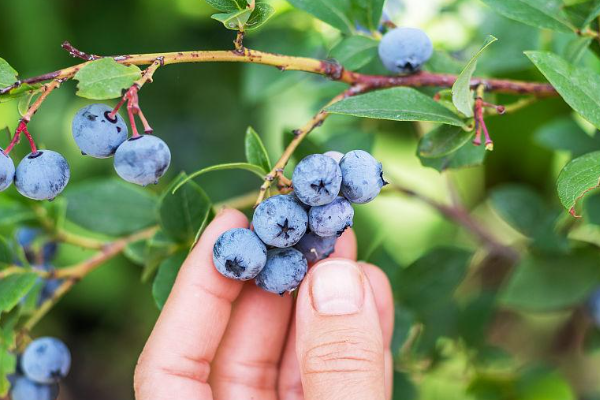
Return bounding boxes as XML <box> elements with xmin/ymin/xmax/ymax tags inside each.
<box><xmin>207</xmin><ymin>0</ymin><xmax>275</xmax><ymax>31</ymax></box>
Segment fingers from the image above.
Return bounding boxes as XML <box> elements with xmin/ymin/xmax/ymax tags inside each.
<box><xmin>329</xmin><ymin>228</ymin><xmax>357</xmax><ymax>261</ymax></box>
<box><xmin>295</xmin><ymin>258</ymin><xmax>386</xmax><ymax>400</ymax></box>
<box><xmin>135</xmin><ymin>209</ymin><xmax>248</xmax><ymax>400</ymax></box>
<box><xmin>209</xmin><ymin>283</ymin><xmax>294</xmax><ymax>399</ymax></box>
<box><xmin>359</xmin><ymin>263</ymin><xmax>395</xmax><ymax>400</ymax></box>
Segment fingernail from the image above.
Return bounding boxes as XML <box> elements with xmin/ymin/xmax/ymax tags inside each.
<box><xmin>310</xmin><ymin>260</ymin><xmax>364</xmax><ymax>316</ymax></box>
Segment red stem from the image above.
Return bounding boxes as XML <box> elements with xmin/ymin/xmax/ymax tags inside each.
<box><xmin>4</xmin><ymin>121</ymin><xmax>37</xmax><ymax>154</ymax></box>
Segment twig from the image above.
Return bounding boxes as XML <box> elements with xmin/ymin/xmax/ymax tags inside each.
<box><xmin>61</xmin><ymin>41</ymin><xmax>100</xmax><ymax>61</ymax></box>
<box><xmin>0</xmin><ymin>48</ymin><xmax>558</xmax><ymax>97</ymax></box>
<box><xmin>254</xmin><ymin>87</ymin><xmax>358</xmax><ymax>206</ymax></box>
<box><xmin>387</xmin><ymin>183</ymin><xmax>519</xmax><ymax>261</ymax></box>
<box><xmin>22</xmin><ymin>227</ymin><xmax>157</xmax><ymax>332</ymax></box>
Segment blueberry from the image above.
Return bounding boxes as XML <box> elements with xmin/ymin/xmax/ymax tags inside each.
<box><xmin>323</xmin><ymin>150</ymin><xmax>344</xmax><ymax>164</ymax></box>
<box><xmin>10</xmin><ymin>376</ymin><xmax>59</xmax><ymax>400</ymax></box>
<box><xmin>252</xmin><ymin>194</ymin><xmax>308</xmax><ymax>247</ymax></box>
<box><xmin>114</xmin><ymin>135</ymin><xmax>171</xmax><ymax>186</ymax></box>
<box><xmin>42</xmin><ymin>242</ymin><xmax>58</xmax><ymax>263</ymax></box>
<box><xmin>71</xmin><ymin>104</ymin><xmax>128</xmax><ymax>158</ymax></box>
<box><xmin>292</xmin><ymin>154</ymin><xmax>342</xmax><ymax>206</ymax></box>
<box><xmin>15</xmin><ymin>151</ymin><xmax>70</xmax><ymax>201</ymax></box>
<box><xmin>588</xmin><ymin>288</ymin><xmax>600</xmax><ymax>327</ymax></box>
<box><xmin>39</xmin><ymin>278</ymin><xmax>62</xmax><ymax>305</ymax></box>
<box><xmin>295</xmin><ymin>231</ymin><xmax>337</xmax><ymax>264</ymax></box>
<box><xmin>378</xmin><ymin>27</ymin><xmax>433</xmax><ymax>74</ymax></box>
<box><xmin>213</xmin><ymin>228</ymin><xmax>267</xmax><ymax>280</ymax></box>
<box><xmin>309</xmin><ymin>197</ymin><xmax>354</xmax><ymax>237</ymax></box>
<box><xmin>339</xmin><ymin>150</ymin><xmax>386</xmax><ymax>204</ymax></box>
<box><xmin>255</xmin><ymin>248</ymin><xmax>308</xmax><ymax>295</ymax></box>
<box><xmin>0</xmin><ymin>149</ymin><xmax>15</xmax><ymax>192</ymax></box>
<box><xmin>21</xmin><ymin>337</ymin><xmax>71</xmax><ymax>384</ymax></box>
<box><xmin>15</xmin><ymin>228</ymin><xmax>40</xmax><ymax>249</ymax></box>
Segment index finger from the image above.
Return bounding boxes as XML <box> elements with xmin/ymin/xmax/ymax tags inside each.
<box><xmin>135</xmin><ymin>208</ymin><xmax>249</xmax><ymax>400</ymax></box>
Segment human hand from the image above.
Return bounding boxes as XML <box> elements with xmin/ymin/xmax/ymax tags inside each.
<box><xmin>134</xmin><ymin>208</ymin><xmax>395</xmax><ymax>400</ymax></box>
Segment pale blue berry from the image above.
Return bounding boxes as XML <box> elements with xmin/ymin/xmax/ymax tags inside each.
<box><xmin>0</xmin><ymin>149</ymin><xmax>15</xmax><ymax>192</ymax></box>
<box><xmin>114</xmin><ymin>135</ymin><xmax>171</xmax><ymax>186</ymax></box>
<box><xmin>309</xmin><ymin>197</ymin><xmax>354</xmax><ymax>237</ymax></box>
<box><xmin>292</xmin><ymin>154</ymin><xmax>342</xmax><ymax>206</ymax></box>
<box><xmin>253</xmin><ymin>195</ymin><xmax>308</xmax><ymax>248</ymax></box>
<box><xmin>213</xmin><ymin>228</ymin><xmax>267</xmax><ymax>280</ymax></box>
<box><xmin>378</xmin><ymin>27</ymin><xmax>433</xmax><ymax>74</ymax></box>
<box><xmin>340</xmin><ymin>150</ymin><xmax>386</xmax><ymax>204</ymax></box>
<box><xmin>15</xmin><ymin>151</ymin><xmax>70</xmax><ymax>201</ymax></box>
<box><xmin>72</xmin><ymin>104</ymin><xmax>128</xmax><ymax>158</ymax></box>
<box><xmin>21</xmin><ymin>337</ymin><xmax>71</xmax><ymax>384</ymax></box>
<box><xmin>295</xmin><ymin>231</ymin><xmax>337</xmax><ymax>264</ymax></box>
<box><xmin>256</xmin><ymin>248</ymin><xmax>308</xmax><ymax>295</ymax></box>
<box><xmin>10</xmin><ymin>376</ymin><xmax>59</xmax><ymax>400</ymax></box>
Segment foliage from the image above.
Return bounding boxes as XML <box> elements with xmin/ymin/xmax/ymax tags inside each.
<box><xmin>3</xmin><ymin>0</ymin><xmax>600</xmax><ymax>398</ymax></box>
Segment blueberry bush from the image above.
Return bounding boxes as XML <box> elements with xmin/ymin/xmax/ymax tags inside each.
<box><xmin>2</xmin><ymin>0</ymin><xmax>600</xmax><ymax>398</ymax></box>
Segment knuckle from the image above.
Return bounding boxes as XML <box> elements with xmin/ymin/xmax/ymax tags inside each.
<box><xmin>301</xmin><ymin>328</ymin><xmax>383</xmax><ymax>375</ymax></box>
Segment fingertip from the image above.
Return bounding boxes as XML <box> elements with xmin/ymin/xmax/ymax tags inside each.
<box><xmin>329</xmin><ymin>228</ymin><xmax>357</xmax><ymax>260</ymax></box>
<box><xmin>359</xmin><ymin>262</ymin><xmax>395</xmax><ymax>348</ymax></box>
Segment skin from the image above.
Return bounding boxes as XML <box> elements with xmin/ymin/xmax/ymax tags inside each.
<box><xmin>135</xmin><ymin>208</ymin><xmax>394</xmax><ymax>400</ymax></box>
<box><xmin>72</xmin><ymin>104</ymin><xmax>128</xmax><ymax>158</ymax></box>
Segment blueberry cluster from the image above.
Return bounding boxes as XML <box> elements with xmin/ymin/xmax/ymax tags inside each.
<box><xmin>0</xmin><ymin>103</ymin><xmax>171</xmax><ymax>201</ymax></box>
<box><xmin>15</xmin><ymin>228</ymin><xmax>62</xmax><ymax>307</ymax></box>
<box><xmin>212</xmin><ymin>150</ymin><xmax>386</xmax><ymax>295</ymax></box>
<box><xmin>9</xmin><ymin>337</ymin><xmax>71</xmax><ymax>400</ymax></box>
<box><xmin>378</xmin><ymin>27</ymin><xmax>433</xmax><ymax>74</ymax></box>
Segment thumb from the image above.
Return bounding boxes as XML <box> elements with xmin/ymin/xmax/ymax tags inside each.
<box><xmin>295</xmin><ymin>258</ymin><xmax>386</xmax><ymax>400</ymax></box>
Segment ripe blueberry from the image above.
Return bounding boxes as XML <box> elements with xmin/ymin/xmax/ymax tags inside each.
<box><xmin>323</xmin><ymin>150</ymin><xmax>344</xmax><ymax>164</ymax></box>
<box><xmin>255</xmin><ymin>248</ymin><xmax>308</xmax><ymax>295</ymax></box>
<box><xmin>292</xmin><ymin>154</ymin><xmax>342</xmax><ymax>206</ymax></box>
<box><xmin>114</xmin><ymin>135</ymin><xmax>171</xmax><ymax>186</ymax></box>
<box><xmin>10</xmin><ymin>376</ymin><xmax>59</xmax><ymax>400</ymax></box>
<box><xmin>252</xmin><ymin>194</ymin><xmax>308</xmax><ymax>248</ymax></box>
<box><xmin>0</xmin><ymin>149</ymin><xmax>15</xmax><ymax>192</ymax></box>
<box><xmin>72</xmin><ymin>104</ymin><xmax>128</xmax><ymax>158</ymax></box>
<box><xmin>295</xmin><ymin>231</ymin><xmax>337</xmax><ymax>264</ymax></box>
<box><xmin>340</xmin><ymin>150</ymin><xmax>386</xmax><ymax>204</ymax></box>
<box><xmin>21</xmin><ymin>337</ymin><xmax>71</xmax><ymax>384</ymax></box>
<box><xmin>309</xmin><ymin>197</ymin><xmax>354</xmax><ymax>237</ymax></box>
<box><xmin>213</xmin><ymin>228</ymin><xmax>267</xmax><ymax>280</ymax></box>
<box><xmin>378</xmin><ymin>27</ymin><xmax>433</xmax><ymax>74</ymax></box>
<box><xmin>15</xmin><ymin>151</ymin><xmax>70</xmax><ymax>201</ymax></box>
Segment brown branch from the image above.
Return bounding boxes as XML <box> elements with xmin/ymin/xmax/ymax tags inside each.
<box><xmin>61</xmin><ymin>41</ymin><xmax>100</xmax><ymax>61</ymax></box>
<box><xmin>1</xmin><ymin>47</ymin><xmax>558</xmax><ymax>97</ymax></box>
<box><xmin>387</xmin><ymin>184</ymin><xmax>519</xmax><ymax>261</ymax></box>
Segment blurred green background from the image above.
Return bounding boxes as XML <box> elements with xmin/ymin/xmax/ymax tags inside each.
<box><xmin>2</xmin><ymin>0</ymin><xmax>600</xmax><ymax>399</ymax></box>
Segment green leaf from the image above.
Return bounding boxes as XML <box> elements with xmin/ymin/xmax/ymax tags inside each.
<box><xmin>0</xmin><ymin>237</ymin><xmax>11</xmax><ymax>267</ymax></box>
<box><xmin>490</xmin><ymin>184</ymin><xmax>548</xmax><ymax>236</ymax></box>
<box><xmin>65</xmin><ymin>178</ymin><xmax>158</xmax><ymax>236</ymax></box>
<box><xmin>285</xmin><ymin>0</ymin><xmax>354</xmax><ymax>33</ymax></box>
<box><xmin>0</xmin><ymin>83</ymin><xmax>42</xmax><ymax>104</ymax></box>
<box><xmin>452</xmin><ymin>35</ymin><xmax>497</xmax><ymax>117</ymax></box>
<box><xmin>0</xmin><ymin>273</ymin><xmax>38</xmax><ymax>314</ymax></box>
<box><xmin>534</xmin><ymin>117</ymin><xmax>600</xmax><ymax>157</ymax></box>
<box><xmin>245</xmin><ymin>126</ymin><xmax>271</xmax><ymax>172</ymax></box>
<box><xmin>212</xmin><ymin>8</ymin><xmax>253</xmax><ymax>30</ymax></box>
<box><xmin>418</xmin><ymin>125</ymin><xmax>474</xmax><ymax>158</ymax></box>
<box><xmin>246</xmin><ymin>2</ymin><xmax>276</xmax><ymax>31</ymax></box>
<box><xmin>0</xmin><ymin>58</ymin><xmax>18</xmax><ymax>88</ymax></box>
<box><xmin>419</xmin><ymin>139</ymin><xmax>487</xmax><ymax>172</ymax></box>
<box><xmin>152</xmin><ymin>251</ymin><xmax>188</xmax><ymax>310</ymax></box>
<box><xmin>563</xmin><ymin>36</ymin><xmax>592</xmax><ymax>64</ymax></box>
<box><xmin>479</xmin><ymin>0</ymin><xmax>575</xmax><ymax>32</ymax></box>
<box><xmin>172</xmin><ymin>163</ymin><xmax>265</xmax><ymax>193</ymax></box>
<box><xmin>329</xmin><ymin>36</ymin><xmax>379</xmax><ymax>71</ymax></box>
<box><xmin>74</xmin><ymin>58</ymin><xmax>142</xmax><ymax>100</ymax></box>
<box><xmin>500</xmin><ymin>249</ymin><xmax>600</xmax><ymax>311</ymax></box>
<box><xmin>564</xmin><ymin>0</ymin><xmax>600</xmax><ymax>28</ymax></box>
<box><xmin>141</xmin><ymin>230</ymin><xmax>180</xmax><ymax>282</ymax></box>
<box><xmin>326</xmin><ymin>88</ymin><xmax>466</xmax><ymax>127</ymax></box>
<box><xmin>583</xmin><ymin>0</ymin><xmax>600</xmax><ymax>27</ymax></box>
<box><xmin>526</xmin><ymin>51</ymin><xmax>600</xmax><ymax>130</ymax></box>
<box><xmin>205</xmin><ymin>0</ymin><xmax>247</xmax><ymax>12</ymax></box>
<box><xmin>159</xmin><ymin>174</ymin><xmax>212</xmax><ymax>243</ymax></box>
<box><xmin>352</xmin><ymin>0</ymin><xmax>385</xmax><ymax>31</ymax></box>
<box><xmin>0</xmin><ymin>199</ymin><xmax>34</xmax><ymax>226</ymax></box>
<box><xmin>556</xmin><ymin>151</ymin><xmax>600</xmax><ymax>215</ymax></box>
<box><xmin>395</xmin><ymin>247</ymin><xmax>472</xmax><ymax>315</ymax></box>
<box><xmin>0</xmin><ymin>347</ymin><xmax>16</xmax><ymax>397</ymax></box>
